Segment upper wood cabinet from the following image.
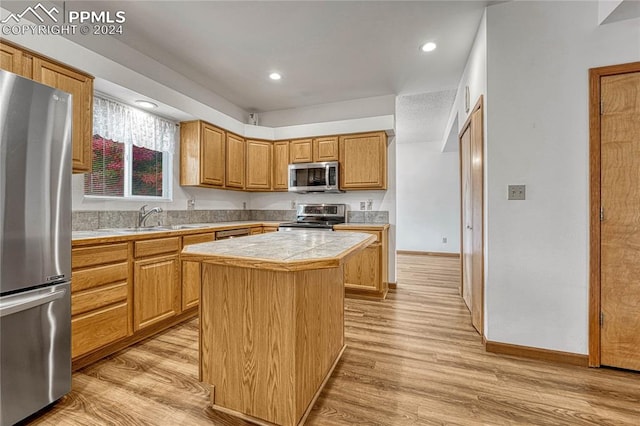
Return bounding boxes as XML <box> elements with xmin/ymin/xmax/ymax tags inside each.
<box><xmin>290</xmin><ymin>137</ymin><xmax>339</xmax><ymax>164</ymax></box>
<box><xmin>246</xmin><ymin>139</ymin><xmax>272</xmax><ymax>191</ymax></box>
<box><xmin>272</xmin><ymin>141</ymin><xmax>290</xmax><ymax>191</ymax></box>
<box><xmin>226</xmin><ymin>133</ymin><xmax>246</xmax><ymax>189</ymax></box>
<box><xmin>180</xmin><ymin>120</ymin><xmax>225</xmax><ymax>187</ymax></box>
<box><xmin>289</xmin><ymin>138</ymin><xmax>313</xmax><ymax>163</ymax></box>
<box><xmin>339</xmin><ymin>132</ymin><xmax>387</xmax><ymax>190</ymax></box>
<box><xmin>1</xmin><ymin>41</ymin><xmax>93</xmax><ymax>173</ymax></box>
<box><xmin>313</xmin><ymin>136</ymin><xmax>339</xmax><ymax>162</ymax></box>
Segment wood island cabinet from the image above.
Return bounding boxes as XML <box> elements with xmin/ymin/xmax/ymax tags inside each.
<box><xmin>339</xmin><ymin>132</ymin><xmax>387</xmax><ymax>190</ymax></box>
<box><xmin>180</xmin><ymin>120</ymin><xmax>226</xmax><ymax>187</ymax></box>
<box><xmin>1</xmin><ymin>40</ymin><xmax>94</xmax><ymax>173</ymax></box>
<box><xmin>335</xmin><ymin>225</ymin><xmax>389</xmax><ymax>299</ymax></box>
<box><xmin>71</xmin><ymin>243</ymin><xmax>131</xmax><ymax>359</ymax></box>
<box><xmin>272</xmin><ymin>141</ymin><xmax>290</xmax><ymax>191</ymax></box>
<box><xmin>133</xmin><ymin>237</ymin><xmax>181</xmax><ymax>331</ymax></box>
<box><xmin>226</xmin><ymin>133</ymin><xmax>246</xmax><ymax>189</ymax></box>
<box><xmin>246</xmin><ymin>139</ymin><xmax>272</xmax><ymax>190</ymax></box>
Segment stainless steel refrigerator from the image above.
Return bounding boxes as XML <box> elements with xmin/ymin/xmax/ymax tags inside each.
<box><xmin>0</xmin><ymin>69</ymin><xmax>72</xmax><ymax>425</ymax></box>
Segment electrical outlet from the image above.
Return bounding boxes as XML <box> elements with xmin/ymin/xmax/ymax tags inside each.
<box><xmin>290</xmin><ymin>200</ymin><xmax>296</xmax><ymax>209</ymax></box>
<box><xmin>187</xmin><ymin>198</ymin><xmax>195</xmax><ymax>211</ymax></box>
<box><xmin>242</xmin><ymin>202</ymin><xmax>247</xmax><ymax>210</ymax></box>
<box><xmin>442</xmin><ymin>237</ymin><xmax>447</xmax><ymax>244</ymax></box>
<box><xmin>367</xmin><ymin>199</ymin><xmax>373</xmax><ymax>211</ymax></box>
<box><xmin>360</xmin><ymin>201</ymin><xmax>366</xmax><ymax>211</ymax></box>
<box><xmin>508</xmin><ymin>185</ymin><xmax>526</xmax><ymax>200</ymax></box>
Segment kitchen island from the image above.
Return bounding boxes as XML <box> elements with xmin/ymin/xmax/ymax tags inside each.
<box><xmin>181</xmin><ymin>231</ymin><xmax>376</xmax><ymax>426</ymax></box>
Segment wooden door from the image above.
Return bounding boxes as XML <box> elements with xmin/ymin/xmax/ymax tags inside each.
<box><xmin>246</xmin><ymin>140</ymin><xmax>272</xmax><ymax>190</ymax></box>
<box><xmin>459</xmin><ymin>98</ymin><xmax>484</xmax><ymax>335</ymax></box>
<box><xmin>600</xmin><ymin>70</ymin><xmax>640</xmax><ymax>371</ymax></box>
<box><xmin>226</xmin><ymin>133</ymin><xmax>245</xmax><ymax>189</ymax></box>
<box><xmin>201</xmin><ymin>123</ymin><xmax>225</xmax><ymax>186</ymax></box>
<box><xmin>460</xmin><ymin>128</ymin><xmax>473</xmax><ymax>310</ymax></box>
<box><xmin>313</xmin><ymin>136</ymin><xmax>339</xmax><ymax>162</ymax></box>
<box><xmin>272</xmin><ymin>141</ymin><xmax>289</xmax><ymax>190</ymax></box>
<box><xmin>33</xmin><ymin>57</ymin><xmax>93</xmax><ymax>173</ymax></box>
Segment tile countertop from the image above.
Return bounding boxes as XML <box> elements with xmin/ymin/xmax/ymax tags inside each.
<box><xmin>181</xmin><ymin>230</ymin><xmax>376</xmax><ymax>272</ymax></box>
<box><xmin>71</xmin><ymin>221</ymin><xmax>283</xmax><ymax>246</ymax></box>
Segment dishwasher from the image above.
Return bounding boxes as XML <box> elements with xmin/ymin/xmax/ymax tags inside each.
<box><xmin>215</xmin><ymin>228</ymin><xmax>250</xmax><ymax>240</ymax></box>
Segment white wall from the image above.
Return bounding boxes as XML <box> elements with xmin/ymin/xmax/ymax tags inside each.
<box><xmin>442</xmin><ymin>9</ymin><xmax>487</xmax><ymax>152</ymax></box>
<box><xmin>395</xmin><ymin>91</ymin><xmax>460</xmax><ymax>254</ymax></box>
<box><xmin>485</xmin><ymin>1</ymin><xmax>640</xmax><ymax>354</ymax></box>
<box><xmin>259</xmin><ymin>95</ymin><xmax>396</xmax><ymax>127</ymax></box>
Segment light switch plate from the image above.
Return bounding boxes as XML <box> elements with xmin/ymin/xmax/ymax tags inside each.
<box><xmin>360</xmin><ymin>201</ymin><xmax>366</xmax><ymax>210</ymax></box>
<box><xmin>508</xmin><ymin>185</ymin><xmax>526</xmax><ymax>200</ymax></box>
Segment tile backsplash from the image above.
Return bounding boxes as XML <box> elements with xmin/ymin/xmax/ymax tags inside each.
<box><xmin>72</xmin><ymin>209</ymin><xmax>389</xmax><ymax>231</ymax></box>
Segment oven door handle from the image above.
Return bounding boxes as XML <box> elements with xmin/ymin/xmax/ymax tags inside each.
<box><xmin>0</xmin><ymin>289</ymin><xmax>67</xmax><ymax>318</ymax></box>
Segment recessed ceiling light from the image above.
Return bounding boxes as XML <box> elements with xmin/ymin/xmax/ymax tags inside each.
<box><xmin>420</xmin><ymin>42</ymin><xmax>437</xmax><ymax>52</ymax></box>
<box><xmin>135</xmin><ymin>100</ymin><xmax>158</xmax><ymax>109</ymax></box>
<box><xmin>269</xmin><ymin>72</ymin><xmax>282</xmax><ymax>81</ymax></box>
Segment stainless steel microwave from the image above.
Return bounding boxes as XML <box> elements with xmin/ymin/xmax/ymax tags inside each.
<box><xmin>288</xmin><ymin>161</ymin><xmax>341</xmax><ymax>193</ymax></box>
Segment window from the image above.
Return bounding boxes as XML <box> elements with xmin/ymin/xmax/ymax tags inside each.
<box><xmin>85</xmin><ymin>96</ymin><xmax>175</xmax><ymax>200</ymax></box>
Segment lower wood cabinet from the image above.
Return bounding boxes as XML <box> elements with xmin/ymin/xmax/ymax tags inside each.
<box><xmin>181</xmin><ymin>232</ymin><xmax>215</xmax><ymax>311</ymax></box>
<box><xmin>71</xmin><ymin>242</ymin><xmax>131</xmax><ymax>359</ymax></box>
<box><xmin>335</xmin><ymin>225</ymin><xmax>389</xmax><ymax>299</ymax></box>
<box><xmin>133</xmin><ymin>237</ymin><xmax>181</xmax><ymax>331</ymax></box>
<box><xmin>134</xmin><ymin>254</ymin><xmax>181</xmax><ymax>331</ymax></box>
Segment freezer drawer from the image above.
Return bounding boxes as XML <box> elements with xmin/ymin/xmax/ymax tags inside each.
<box><xmin>0</xmin><ymin>282</ymin><xmax>71</xmax><ymax>426</ymax></box>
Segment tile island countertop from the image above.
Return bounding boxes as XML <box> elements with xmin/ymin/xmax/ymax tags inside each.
<box><xmin>181</xmin><ymin>230</ymin><xmax>376</xmax><ymax>272</ymax></box>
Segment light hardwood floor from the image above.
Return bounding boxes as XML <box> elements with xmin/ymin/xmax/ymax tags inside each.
<box><xmin>25</xmin><ymin>254</ymin><xmax>640</xmax><ymax>425</ymax></box>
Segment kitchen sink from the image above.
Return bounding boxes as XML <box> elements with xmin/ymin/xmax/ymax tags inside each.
<box><xmin>96</xmin><ymin>224</ymin><xmax>209</xmax><ymax>233</ymax></box>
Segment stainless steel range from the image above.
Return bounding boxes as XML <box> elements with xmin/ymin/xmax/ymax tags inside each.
<box><xmin>279</xmin><ymin>204</ymin><xmax>347</xmax><ymax>231</ymax></box>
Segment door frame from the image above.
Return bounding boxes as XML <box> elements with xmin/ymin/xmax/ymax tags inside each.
<box><xmin>458</xmin><ymin>95</ymin><xmax>484</xmax><ymax>336</ymax></box>
<box><xmin>588</xmin><ymin>61</ymin><xmax>640</xmax><ymax>367</ymax></box>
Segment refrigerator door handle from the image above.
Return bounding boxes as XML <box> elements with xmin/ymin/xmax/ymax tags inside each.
<box><xmin>0</xmin><ymin>288</ymin><xmax>67</xmax><ymax>318</ymax></box>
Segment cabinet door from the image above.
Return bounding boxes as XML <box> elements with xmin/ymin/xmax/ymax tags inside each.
<box><xmin>33</xmin><ymin>58</ymin><xmax>93</xmax><ymax>173</ymax></box>
<box><xmin>289</xmin><ymin>139</ymin><xmax>313</xmax><ymax>163</ymax></box>
<box><xmin>134</xmin><ymin>254</ymin><xmax>181</xmax><ymax>331</ymax></box>
<box><xmin>313</xmin><ymin>136</ymin><xmax>339</xmax><ymax>162</ymax></box>
<box><xmin>201</xmin><ymin>123</ymin><xmax>226</xmax><ymax>186</ymax></box>
<box><xmin>339</xmin><ymin>132</ymin><xmax>387</xmax><ymax>190</ymax></box>
<box><xmin>272</xmin><ymin>141</ymin><xmax>289</xmax><ymax>190</ymax></box>
<box><xmin>181</xmin><ymin>232</ymin><xmax>214</xmax><ymax>311</ymax></box>
<box><xmin>246</xmin><ymin>140</ymin><xmax>272</xmax><ymax>190</ymax></box>
<box><xmin>343</xmin><ymin>244</ymin><xmax>381</xmax><ymax>291</ymax></box>
<box><xmin>0</xmin><ymin>43</ymin><xmax>23</xmax><ymax>75</ymax></box>
<box><xmin>226</xmin><ymin>133</ymin><xmax>245</xmax><ymax>189</ymax></box>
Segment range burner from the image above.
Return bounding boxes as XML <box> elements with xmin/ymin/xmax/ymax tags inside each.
<box><xmin>278</xmin><ymin>204</ymin><xmax>347</xmax><ymax>232</ymax></box>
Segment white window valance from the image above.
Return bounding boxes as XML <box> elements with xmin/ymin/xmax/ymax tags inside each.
<box><xmin>93</xmin><ymin>95</ymin><xmax>176</xmax><ymax>154</ymax></box>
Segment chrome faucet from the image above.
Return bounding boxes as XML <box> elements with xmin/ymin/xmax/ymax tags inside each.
<box><xmin>138</xmin><ymin>205</ymin><xmax>163</xmax><ymax>228</ymax></box>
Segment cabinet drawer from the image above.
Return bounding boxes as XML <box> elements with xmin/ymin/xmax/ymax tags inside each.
<box><xmin>72</xmin><ymin>262</ymin><xmax>128</xmax><ymax>293</ymax></box>
<box><xmin>71</xmin><ymin>282</ymin><xmax>128</xmax><ymax>316</ymax></box>
<box><xmin>135</xmin><ymin>237</ymin><xmax>180</xmax><ymax>258</ymax></box>
<box><xmin>72</xmin><ymin>302</ymin><xmax>129</xmax><ymax>358</ymax></box>
<box><xmin>183</xmin><ymin>232</ymin><xmax>215</xmax><ymax>246</ymax></box>
<box><xmin>250</xmin><ymin>227</ymin><xmax>263</xmax><ymax>235</ymax></box>
<box><xmin>72</xmin><ymin>243</ymin><xmax>128</xmax><ymax>269</ymax></box>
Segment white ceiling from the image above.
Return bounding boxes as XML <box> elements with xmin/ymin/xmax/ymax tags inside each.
<box><xmin>65</xmin><ymin>1</ymin><xmax>489</xmax><ymax>114</ymax></box>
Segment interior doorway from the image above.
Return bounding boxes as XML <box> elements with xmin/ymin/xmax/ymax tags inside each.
<box><xmin>459</xmin><ymin>96</ymin><xmax>484</xmax><ymax>335</ymax></box>
<box><xmin>589</xmin><ymin>62</ymin><xmax>640</xmax><ymax>371</ymax></box>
